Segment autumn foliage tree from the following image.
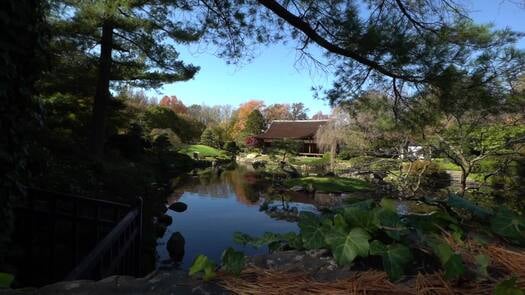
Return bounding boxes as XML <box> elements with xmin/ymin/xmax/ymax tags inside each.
<box><xmin>231</xmin><ymin>100</ymin><xmax>264</xmax><ymax>138</ymax></box>
<box><xmin>263</xmin><ymin>103</ymin><xmax>291</xmax><ymax>122</ymax></box>
<box><xmin>159</xmin><ymin>95</ymin><xmax>188</xmax><ymax>114</ymax></box>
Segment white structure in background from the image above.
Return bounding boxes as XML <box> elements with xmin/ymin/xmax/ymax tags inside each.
<box><xmin>400</xmin><ymin>145</ymin><xmax>425</xmax><ymax>160</ymax></box>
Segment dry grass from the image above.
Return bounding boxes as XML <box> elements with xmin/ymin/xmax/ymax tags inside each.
<box><xmin>217</xmin><ymin>243</ymin><xmax>525</xmax><ymax>295</ymax></box>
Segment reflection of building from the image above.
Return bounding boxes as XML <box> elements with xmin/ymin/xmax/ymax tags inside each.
<box><xmin>256</xmin><ymin>120</ymin><xmax>328</xmax><ymax>156</ymax></box>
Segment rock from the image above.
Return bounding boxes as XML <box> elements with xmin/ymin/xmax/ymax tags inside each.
<box><xmin>166</xmin><ymin>232</ymin><xmax>185</xmax><ymax>263</ymax></box>
<box><xmin>168</xmin><ymin>202</ymin><xmax>188</xmax><ymax>213</ymax></box>
<box><xmin>246</xmin><ymin>153</ymin><xmax>260</xmax><ymax>159</ymax></box>
<box><xmin>157</xmin><ymin>214</ymin><xmax>172</xmax><ymax>226</ymax></box>
<box><xmin>289</xmin><ymin>185</ymin><xmax>305</xmax><ymax>192</ymax></box>
<box><xmin>252</xmin><ymin>160</ymin><xmax>267</xmax><ymax>169</ymax></box>
<box><xmin>155</xmin><ymin>223</ymin><xmax>167</xmax><ymax>238</ymax></box>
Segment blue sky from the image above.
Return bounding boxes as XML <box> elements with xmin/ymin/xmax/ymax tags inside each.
<box><xmin>151</xmin><ymin>1</ymin><xmax>525</xmax><ymax>116</ymax></box>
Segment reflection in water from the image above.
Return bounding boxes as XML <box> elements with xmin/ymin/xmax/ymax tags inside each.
<box><xmin>155</xmin><ymin>167</ymin><xmax>318</xmax><ymax>270</ymax></box>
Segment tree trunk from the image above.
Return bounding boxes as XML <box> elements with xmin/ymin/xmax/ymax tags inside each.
<box><xmin>330</xmin><ymin>143</ymin><xmax>336</xmax><ymax>172</ymax></box>
<box><xmin>89</xmin><ymin>22</ymin><xmax>113</xmax><ymax>157</ymax></box>
<box><xmin>459</xmin><ymin>167</ymin><xmax>468</xmax><ymax>196</ymax></box>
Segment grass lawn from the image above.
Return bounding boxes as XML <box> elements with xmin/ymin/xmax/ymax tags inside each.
<box><xmin>180</xmin><ymin>144</ymin><xmax>228</xmax><ymax>159</ymax></box>
<box><xmin>285</xmin><ymin>176</ymin><xmax>372</xmax><ymax>193</ymax></box>
<box><xmin>433</xmin><ymin>158</ymin><xmax>461</xmax><ymax>171</ymax></box>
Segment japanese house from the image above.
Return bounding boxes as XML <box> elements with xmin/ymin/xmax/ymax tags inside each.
<box><xmin>255</xmin><ymin>120</ymin><xmax>328</xmax><ymax>156</ymax></box>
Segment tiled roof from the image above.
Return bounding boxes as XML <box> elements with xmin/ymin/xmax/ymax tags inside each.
<box><xmin>255</xmin><ymin>120</ymin><xmax>328</xmax><ymax>139</ymax></box>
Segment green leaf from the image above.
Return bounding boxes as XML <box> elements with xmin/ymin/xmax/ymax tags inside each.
<box><xmin>345</xmin><ymin>199</ymin><xmax>374</xmax><ymax>210</ymax></box>
<box><xmin>189</xmin><ymin>255</ymin><xmax>216</xmax><ymax>281</ymax></box>
<box><xmin>325</xmin><ymin>228</ymin><xmax>371</xmax><ymax>265</ymax></box>
<box><xmin>475</xmin><ymin>254</ymin><xmax>490</xmax><ymax>278</ymax></box>
<box><xmin>333</xmin><ymin>213</ymin><xmax>348</xmax><ymax>231</ymax></box>
<box><xmin>374</xmin><ymin>208</ymin><xmax>407</xmax><ymax>241</ymax></box>
<box><xmin>233</xmin><ymin>232</ymin><xmax>254</xmax><ymax>246</ymax></box>
<box><xmin>443</xmin><ymin>254</ymin><xmax>465</xmax><ymax>280</ymax></box>
<box><xmin>380</xmin><ymin>198</ymin><xmax>397</xmax><ymax>212</ymax></box>
<box><xmin>494</xmin><ymin>277</ymin><xmax>525</xmax><ymax>295</ymax></box>
<box><xmin>370</xmin><ymin>240</ymin><xmax>386</xmax><ymax>256</ymax></box>
<box><xmin>381</xmin><ymin>244</ymin><xmax>412</xmax><ymax>281</ymax></box>
<box><xmin>425</xmin><ymin>235</ymin><xmax>465</xmax><ymax>280</ymax></box>
<box><xmin>221</xmin><ymin>247</ymin><xmax>245</xmax><ymax>276</ymax></box>
<box><xmin>447</xmin><ymin>195</ymin><xmax>492</xmax><ymax>219</ymax></box>
<box><xmin>281</xmin><ymin>232</ymin><xmax>303</xmax><ymax>249</ymax></box>
<box><xmin>299</xmin><ymin>212</ymin><xmax>327</xmax><ymax>249</ymax></box>
<box><xmin>490</xmin><ymin>208</ymin><xmax>525</xmax><ymax>245</ymax></box>
<box><xmin>343</xmin><ymin>207</ymin><xmax>378</xmax><ymax>233</ymax></box>
<box><xmin>0</xmin><ymin>273</ymin><xmax>14</xmax><ymax>288</ymax></box>
<box><xmin>369</xmin><ymin>241</ymin><xmax>412</xmax><ymax>281</ymax></box>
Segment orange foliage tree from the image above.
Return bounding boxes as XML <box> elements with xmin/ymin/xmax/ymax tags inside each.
<box><xmin>159</xmin><ymin>95</ymin><xmax>188</xmax><ymax>114</ymax></box>
<box><xmin>230</xmin><ymin>100</ymin><xmax>264</xmax><ymax>138</ymax></box>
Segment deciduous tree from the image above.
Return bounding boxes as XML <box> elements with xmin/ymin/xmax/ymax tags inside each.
<box><xmin>264</xmin><ymin>104</ymin><xmax>291</xmax><ymax>122</ymax></box>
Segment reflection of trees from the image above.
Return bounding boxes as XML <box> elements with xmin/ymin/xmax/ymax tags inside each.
<box><xmin>167</xmin><ymin>168</ymin><xmax>269</xmax><ymax>205</ymax></box>
<box><xmin>224</xmin><ymin>170</ymin><xmax>262</xmax><ymax>205</ymax></box>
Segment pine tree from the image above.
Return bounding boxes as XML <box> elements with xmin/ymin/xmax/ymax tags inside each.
<box><xmin>49</xmin><ymin>1</ymin><xmax>203</xmax><ymax>156</ymax></box>
<box><xmin>200</xmin><ymin>127</ymin><xmax>220</xmax><ymax>148</ymax></box>
<box><xmin>244</xmin><ymin>110</ymin><xmax>266</xmax><ymax>136</ymax></box>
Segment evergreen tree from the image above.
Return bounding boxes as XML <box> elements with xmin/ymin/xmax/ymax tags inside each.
<box><xmin>244</xmin><ymin>109</ymin><xmax>266</xmax><ymax>136</ymax></box>
<box><xmin>48</xmin><ymin>0</ymin><xmax>205</xmax><ymax>156</ymax></box>
<box><xmin>200</xmin><ymin>127</ymin><xmax>221</xmax><ymax>148</ymax></box>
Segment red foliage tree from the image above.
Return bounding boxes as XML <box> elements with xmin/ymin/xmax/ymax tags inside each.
<box><xmin>159</xmin><ymin>95</ymin><xmax>188</xmax><ymax>114</ymax></box>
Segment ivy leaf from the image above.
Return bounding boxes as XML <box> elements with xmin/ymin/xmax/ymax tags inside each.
<box><xmin>443</xmin><ymin>254</ymin><xmax>465</xmax><ymax>280</ymax></box>
<box><xmin>369</xmin><ymin>241</ymin><xmax>412</xmax><ymax>281</ymax></box>
<box><xmin>370</xmin><ymin>240</ymin><xmax>386</xmax><ymax>256</ymax></box>
<box><xmin>343</xmin><ymin>207</ymin><xmax>378</xmax><ymax>233</ymax></box>
<box><xmin>281</xmin><ymin>232</ymin><xmax>303</xmax><ymax>249</ymax></box>
<box><xmin>299</xmin><ymin>212</ymin><xmax>327</xmax><ymax>249</ymax></box>
<box><xmin>325</xmin><ymin>228</ymin><xmax>371</xmax><ymax>265</ymax></box>
<box><xmin>374</xmin><ymin>208</ymin><xmax>407</xmax><ymax>241</ymax></box>
<box><xmin>490</xmin><ymin>208</ymin><xmax>525</xmax><ymax>245</ymax></box>
<box><xmin>189</xmin><ymin>255</ymin><xmax>216</xmax><ymax>281</ymax></box>
<box><xmin>381</xmin><ymin>244</ymin><xmax>412</xmax><ymax>281</ymax></box>
<box><xmin>447</xmin><ymin>195</ymin><xmax>492</xmax><ymax>219</ymax></box>
<box><xmin>233</xmin><ymin>232</ymin><xmax>254</xmax><ymax>246</ymax></box>
<box><xmin>494</xmin><ymin>277</ymin><xmax>524</xmax><ymax>295</ymax></box>
<box><xmin>333</xmin><ymin>213</ymin><xmax>348</xmax><ymax>231</ymax></box>
<box><xmin>345</xmin><ymin>199</ymin><xmax>374</xmax><ymax>210</ymax></box>
<box><xmin>380</xmin><ymin>198</ymin><xmax>397</xmax><ymax>213</ymax></box>
<box><xmin>425</xmin><ymin>235</ymin><xmax>465</xmax><ymax>280</ymax></box>
<box><xmin>475</xmin><ymin>254</ymin><xmax>490</xmax><ymax>278</ymax></box>
<box><xmin>221</xmin><ymin>247</ymin><xmax>245</xmax><ymax>276</ymax></box>
<box><xmin>0</xmin><ymin>273</ymin><xmax>14</xmax><ymax>288</ymax></box>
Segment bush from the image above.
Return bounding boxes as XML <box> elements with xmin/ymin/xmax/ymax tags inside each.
<box><xmin>408</xmin><ymin>160</ymin><xmax>451</xmax><ymax>190</ymax></box>
<box><xmin>224</xmin><ymin>141</ymin><xmax>240</xmax><ymax>159</ymax></box>
<box><xmin>338</xmin><ymin>148</ymin><xmax>361</xmax><ymax>160</ymax></box>
<box><xmin>150</xmin><ymin>128</ymin><xmax>182</xmax><ymax>151</ymax></box>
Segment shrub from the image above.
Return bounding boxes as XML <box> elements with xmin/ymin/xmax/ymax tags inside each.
<box><xmin>224</xmin><ymin>141</ymin><xmax>240</xmax><ymax>159</ymax></box>
<box><xmin>408</xmin><ymin>160</ymin><xmax>451</xmax><ymax>190</ymax></box>
<box><xmin>245</xmin><ymin>135</ymin><xmax>261</xmax><ymax>148</ymax></box>
<box><xmin>150</xmin><ymin>128</ymin><xmax>181</xmax><ymax>150</ymax></box>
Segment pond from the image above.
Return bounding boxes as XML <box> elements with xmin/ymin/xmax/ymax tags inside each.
<box><xmin>155</xmin><ymin>167</ymin><xmax>322</xmax><ymax>270</ymax></box>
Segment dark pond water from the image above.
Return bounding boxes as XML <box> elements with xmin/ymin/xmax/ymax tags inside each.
<box><xmin>155</xmin><ymin>167</ymin><xmax>322</xmax><ymax>270</ymax></box>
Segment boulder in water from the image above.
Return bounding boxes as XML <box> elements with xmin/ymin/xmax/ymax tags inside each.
<box><xmin>169</xmin><ymin>202</ymin><xmax>188</xmax><ymax>212</ymax></box>
<box><xmin>167</xmin><ymin>232</ymin><xmax>185</xmax><ymax>262</ymax></box>
<box><xmin>157</xmin><ymin>214</ymin><xmax>173</xmax><ymax>226</ymax></box>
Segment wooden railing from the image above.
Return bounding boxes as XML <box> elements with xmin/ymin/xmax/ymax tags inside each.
<box><xmin>12</xmin><ymin>188</ymin><xmax>143</xmax><ymax>286</ymax></box>
<box><xmin>65</xmin><ymin>198</ymin><xmax>142</xmax><ymax>280</ymax></box>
